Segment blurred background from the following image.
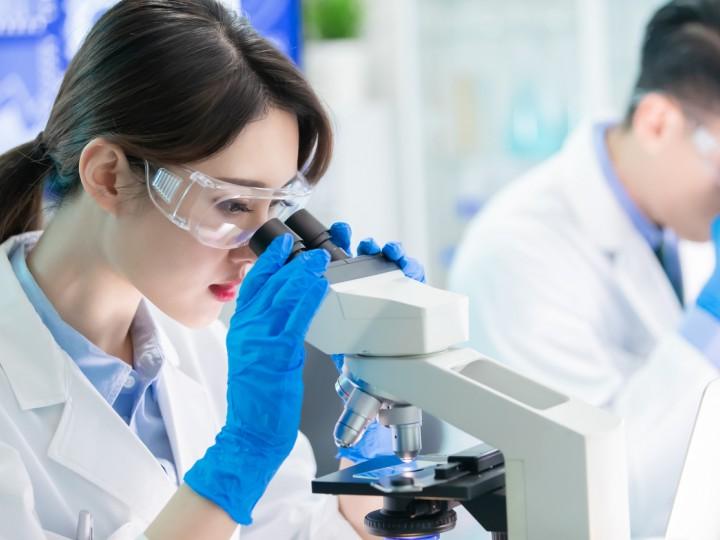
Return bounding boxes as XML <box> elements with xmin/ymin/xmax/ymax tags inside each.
<box><xmin>0</xmin><ymin>0</ymin><xmax>671</xmax><ymax>285</ymax></box>
<box><xmin>0</xmin><ymin>1</ymin><xmax>693</xmax><ymax>536</ymax></box>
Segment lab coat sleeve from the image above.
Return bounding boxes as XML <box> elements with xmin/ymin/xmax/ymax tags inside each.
<box><xmin>240</xmin><ymin>432</ymin><xmax>360</xmax><ymax>540</ymax></box>
<box><xmin>449</xmin><ymin>225</ymin><xmax>718</xmax><ymax>538</ymax></box>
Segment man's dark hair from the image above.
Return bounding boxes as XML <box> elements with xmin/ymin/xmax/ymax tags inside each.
<box><xmin>626</xmin><ymin>0</ymin><xmax>720</xmax><ymax>123</ymax></box>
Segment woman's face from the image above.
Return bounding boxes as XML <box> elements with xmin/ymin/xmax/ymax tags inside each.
<box><xmin>111</xmin><ymin>107</ymin><xmax>300</xmax><ymax>327</ymax></box>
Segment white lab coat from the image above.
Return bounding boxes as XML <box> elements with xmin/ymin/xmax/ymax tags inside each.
<box><xmin>448</xmin><ymin>123</ymin><xmax>719</xmax><ymax>539</ymax></box>
<box><xmin>0</xmin><ymin>232</ymin><xmax>359</xmax><ymax>540</ymax></box>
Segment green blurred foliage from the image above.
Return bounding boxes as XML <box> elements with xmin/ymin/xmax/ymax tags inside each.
<box><xmin>303</xmin><ymin>0</ymin><xmax>364</xmax><ymax>40</ymax></box>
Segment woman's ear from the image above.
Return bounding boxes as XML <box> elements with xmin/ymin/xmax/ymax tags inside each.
<box><xmin>78</xmin><ymin>138</ymin><xmax>134</xmax><ymax>215</ymax></box>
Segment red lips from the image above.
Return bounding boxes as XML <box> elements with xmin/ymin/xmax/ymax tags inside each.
<box><xmin>208</xmin><ymin>279</ymin><xmax>243</xmax><ymax>302</ymax></box>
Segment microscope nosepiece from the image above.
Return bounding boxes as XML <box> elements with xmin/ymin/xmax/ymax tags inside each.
<box><xmin>334</xmin><ymin>373</ymin><xmax>356</xmax><ymax>403</ymax></box>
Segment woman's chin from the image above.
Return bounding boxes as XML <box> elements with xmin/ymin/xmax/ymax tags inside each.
<box><xmin>167</xmin><ymin>302</ymin><xmax>225</xmax><ymax>329</ymax></box>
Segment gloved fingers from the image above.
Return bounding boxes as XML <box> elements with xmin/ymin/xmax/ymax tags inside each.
<box><xmin>250</xmin><ymin>249</ymin><xmax>330</xmax><ymax>313</ymax></box>
<box><xmin>381</xmin><ymin>241</ymin><xmax>405</xmax><ymax>262</ymax></box>
<box><xmin>358</xmin><ymin>238</ymin><xmax>426</xmax><ymax>282</ymax></box>
<box><xmin>236</xmin><ymin>234</ymin><xmax>293</xmax><ymax>306</ymax></box>
<box><xmin>391</xmin><ymin>255</ymin><xmax>425</xmax><ymax>283</ymax></box>
<box><xmin>284</xmin><ymin>277</ymin><xmax>330</xmax><ymax>338</ymax></box>
<box><xmin>330</xmin><ymin>354</ymin><xmax>345</xmax><ymax>372</ymax></box>
<box><xmin>271</xmin><ymin>254</ymin><xmax>329</xmax><ymax>309</ymax></box>
<box><xmin>382</xmin><ymin>242</ymin><xmax>426</xmax><ymax>283</ymax></box>
<box><xmin>329</xmin><ymin>222</ymin><xmax>352</xmax><ymax>255</ymax></box>
<box><xmin>357</xmin><ymin>237</ymin><xmax>382</xmax><ymax>256</ymax></box>
<box><xmin>403</xmin><ymin>258</ymin><xmax>426</xmax><ymax>283</ymax></box>
<box><xmin>337</xmin><ymin>420</ymin><xmax>394</xmax><ymax>462</ymax></box>
<box><xmin>712</xmin><ymin>215</ymin><xmax>720</xmax><ymax>246</ymax></box>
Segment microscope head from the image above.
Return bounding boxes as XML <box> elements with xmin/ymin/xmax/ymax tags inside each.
<box><xmin>249</xmin><ymin>211</ymin><xmax>468</xmax><ymax>357</ymax></box>
<box><xmin>249</xmin><ymin>210</ymin><xmax>468</xmax><ymax>462</ymax></box>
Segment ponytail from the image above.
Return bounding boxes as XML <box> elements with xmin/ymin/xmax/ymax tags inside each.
<box><xmin>0</xmin><ymin>132</ymin><xmax>54</xmax><ymax>244</ymax></box>
<box><xmin>0</xmin><ymin>0</ymin><xmax>334</xmax><ymax>247</ymax></box>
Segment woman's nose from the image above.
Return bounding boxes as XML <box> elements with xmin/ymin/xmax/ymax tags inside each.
<box><xmin>228</xmin><ymin>243</ymin><xmax>256</xmax><ymax>265</ymax></box>
<box><xmin>252</xmin><ymin>203</ymin><xmax>272</xmax><ymax>228</ymax></box>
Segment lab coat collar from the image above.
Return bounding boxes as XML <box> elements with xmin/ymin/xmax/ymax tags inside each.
<box><xmin>559</xmin><ymin>122</ymin><xmax>682</xmax><ymax>328</ymax></box>
<box><xmin>559</xmin><ymin>122</ymin><xmax>636</xmax><ymax>254</ymax></box>
<box><xmin>0</xmin><ymin>233</ymin><xmax>173</xmax><ymax>522</ymax></box>
<box><xmin>0</xmin><ymin>233</ymin><xmax>217</xmax><ymax>521</ymax></box>
<box><xmin>0</xmin><ymin>232</ymin><xmax>68</xmax><ymax>410</ymax></box>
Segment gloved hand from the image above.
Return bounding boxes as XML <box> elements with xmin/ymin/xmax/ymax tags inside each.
<box><xmin>184</xmin><ymin>234</ymin><xmax>330</xmax><ymax>524</ymax></box>
<box><xmin>357</xmin><ymin>238</ymin><xmax>426</xmax><ymax>283</ymax></box>
<box><xmin>328</xmin><ymin>222</ymin><xmax>426</xmax><ymax>462</ymax></box>
<box><xmin>328</xmin><ymin>222</ymin><xmax>426</xmax><ymax>283</ymax></box>
<box><xmin>697</xmin><ymin>216</ymin><xmax>720</xmax><ymax>320</ymax></box>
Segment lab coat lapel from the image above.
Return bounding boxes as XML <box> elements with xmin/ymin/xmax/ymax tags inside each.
<box><xmin>612</xmin><ymin>234</ymin><xmax>682</xmax><ymax>335</ymax></box>
<box><xmin>47</xmin><ymin>370</ymin><xmax>176</xmax><ymax>524</ymax></box>
<box><xmin>0</xmin><ymin>234</ymin><xmax>175</xmax><ymax>524</ymax></box>
<box><xmin>154</xmin><ymin>326</ymin><xmax>220</xmax><ymax>480</ymax></box>
<box><xmin>0</xmin><ymin>242</ymin><xmax>68</xmax><ymax>410</ymax></box>
<box><xmin>562</xmin><ymin>123</ymin><xmax>682</xmax><ymax>336</ymax></box>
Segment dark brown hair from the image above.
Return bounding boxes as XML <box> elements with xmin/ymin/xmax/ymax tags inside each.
<box><xmin>0</xmin><ymin>0</ymin><xmax>333</xmax><ymax>243</ymax></box>
<box><xmin>626</xmin><ymin>0</ymin><xmax>720</xmax><ymax>123</ymax></box>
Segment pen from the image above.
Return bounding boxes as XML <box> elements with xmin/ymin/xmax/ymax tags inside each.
<box><xmin>75</xmin><ymin>510</ymin><xmax>93</xmax><ymax>540</ymax></box>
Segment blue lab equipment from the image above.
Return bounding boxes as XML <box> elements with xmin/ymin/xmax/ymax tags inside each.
<box><xmin>697</xmin><ymin>216</ymin><xmax>720</xmax><ymax>321</ymax></box>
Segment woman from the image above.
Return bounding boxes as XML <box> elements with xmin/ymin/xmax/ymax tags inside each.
<box><xmin>0</xmin><ymin>1</ymin><xmax>422</xmax><ymax>538</ymax></box>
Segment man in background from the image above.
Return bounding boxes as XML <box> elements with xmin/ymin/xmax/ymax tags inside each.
<box><xmin>450</xmin><ymin>1</ymin><xmax>720</xmax><ymax>536</ymax></box>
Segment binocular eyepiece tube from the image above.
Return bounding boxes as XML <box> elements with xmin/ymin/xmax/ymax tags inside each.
<box><xmin>248</xmin><ymin>210</ymin><xmax>423</xmax><ymax>463</ymax></box>
<box><xmin>249</xmin><ymin>209</ymin><xmax>349</xmax><ymax>261</ymax></box>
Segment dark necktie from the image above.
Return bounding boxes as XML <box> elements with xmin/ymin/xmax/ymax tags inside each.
<box><xmin>655</xmin><ymin>229</ymin><xmax>684</xmax><ymax>305</ymax></box>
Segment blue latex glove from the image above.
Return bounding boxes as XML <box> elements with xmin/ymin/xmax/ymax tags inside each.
<box><xmin>335</xmin><ymin>418</ymin><xmax>393</xmax><ymax>463</ymax></box>
<box><xmin>698</xmin><ymin>216</ymin><xmax>720</xmax><ymax>319</ymax></box>
<box><xmin>357</xmin><ymin>238</ymin><xmax>426</xmax><ymax>283</ymax></box>
<box><xmin>328</xmin><ymin>221</ymin><xmax>353</xmax><ymax>257</ymax></box>
<box><xmin>328</xmin><ymin>222</ymin><xmax>426</xmax><ymax>462</ymax></box>
<box><xmin>328</xmin><ymin>222</ymin><xmax>426</xmax><ymax>283</ymax></box>
<box><xmin>184</xmin><ymin>234</ymin><xmax>330</xmax><ymax>524</ymax></box>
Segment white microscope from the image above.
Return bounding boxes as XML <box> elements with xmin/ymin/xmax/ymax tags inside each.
<box><xmin>250</xmin><ymin>210</ymin><xmax>631</xmax><ymax>540</ymax></box>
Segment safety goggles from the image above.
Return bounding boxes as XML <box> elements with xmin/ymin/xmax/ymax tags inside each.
<box><xmin>687</xmin><ymin>122</ymin><xmax>720</xmax><ymax>186</ymax></box>
<box><xmin>692</xmin><ymin>125</ymin><xmax>720</xmax><ymax>161</ymax></box>
<box><xmin>144</xmin><ymin>160</ymin><xmax>312</xmax><ymax>249</ymax></box>
<box><xmin>630</xmin><ymin>90</ymin><xmax>720</xmax><ymax>181</ymax></box>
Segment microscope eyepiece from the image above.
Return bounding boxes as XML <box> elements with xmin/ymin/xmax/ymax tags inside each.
<box><xmin>249</xmin><ymin>210</ymin><xmax>349</xmax><ymax>264</ymax></box>
<box><xmin>285</xmin><ymin>209</ymin><xmax>349</xmax><ymax>261</ymax></box>
<box><xmin>249</xmin><ymin>218</ymin><xmax>305</xmax><ymax>259</ymax></box>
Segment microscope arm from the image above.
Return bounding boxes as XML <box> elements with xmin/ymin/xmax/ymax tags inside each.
<box><xmin>343</xmin><ymin>349</ymin><xmax>631</xmax><ymax>540</ymax></box>
<box><xmin>248</xmin><ymin>212</ymin><xmax>632</xmax><ymax>539</ymax></box>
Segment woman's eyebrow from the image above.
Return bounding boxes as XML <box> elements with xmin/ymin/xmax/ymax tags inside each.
<box><xmin>216</xmin><ymin>176</ymin><xmax>268</xmax><ymax>187</ymax></box>
<box><xmin>216</xmin><ymin>176</ymin><xmax>296</xmax><ymax>188</ymax></box>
